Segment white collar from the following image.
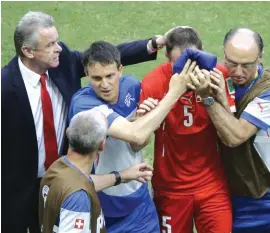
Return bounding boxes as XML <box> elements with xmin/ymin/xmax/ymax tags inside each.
<box><xmin>18</xmin><ymin>57</ymin><xmax>49</xmax><ymax>87</ymax></box>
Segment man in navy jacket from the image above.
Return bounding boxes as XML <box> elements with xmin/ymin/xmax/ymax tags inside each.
<box><xmin>1</xmin><ymin>11</ymin><xmax>163</xmax><ymax>233</ymax></box>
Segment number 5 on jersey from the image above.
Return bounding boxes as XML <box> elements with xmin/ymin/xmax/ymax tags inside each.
<box><xmin>184</xmin><ymin>105</ymin><xmax>193</xmax><ymax>127</ymax></box>
<box><xmin>162</xmin><ymin>216</ymin><xmax>172</xmax><ymax>233</ymax></box>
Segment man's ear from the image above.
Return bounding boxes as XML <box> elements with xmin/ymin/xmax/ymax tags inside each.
<box><xmin>98</xmin><ymin>139</ymin><xmax>106</xmax><ymax>152</ymax></box>
<box><xmin>118</xmin><ymin>64</ymin><xmax>123</xmax><ymax>76</ymax></box>
<box><xmin>66</xmin><ymin>127</ymin><xmax>70</xmax><ymax>139</ymax></box>
<box><xmin>21</xmin><ymin>46</ymin><xmax>35</xmax><ymax>59</ymax></box>
<box><xmin>258</xmin><ymin>51</ymin><xmax>263</xmax><ymax>64</ymax></box>
<box><xmin>201</xmin><ymin>45</ymin><xmax>204</xmax><ymax>51</ymax></box>
<box><xmin>165</xmin><ymin>52</ymin><xmax>171</xmax><ymax>62</ymax></box>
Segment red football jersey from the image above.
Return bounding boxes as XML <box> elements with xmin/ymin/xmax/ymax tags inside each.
<box><xmin>140</xmin><ymin>62</ymin><xmax>235</xmax><ymax>194</ymax></box>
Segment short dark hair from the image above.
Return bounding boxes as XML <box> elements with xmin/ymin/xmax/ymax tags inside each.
<box><xmin>82</xmin><ymin>41</ymin><xmax>121</xmax><ymax>72</ymax></box>
<box><xmin>166</xmin><ymin>27</ymin><xmax>203</xmax><ymax>59</ymax></box>
<box><xmin>223</xmin><ymin>28</ymin><xmax>264</xmax><ymax>54</ymax></box>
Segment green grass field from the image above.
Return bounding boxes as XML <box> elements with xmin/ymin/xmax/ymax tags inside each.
<box><xmin>2</xmin><ymin>1</ymin><xmax>270</xmax><ymax>166</ymax></box>
<box><xmin>2</xmin><ymin>2</ymin><xmax>269</xmax><ymax>232</ymax></box>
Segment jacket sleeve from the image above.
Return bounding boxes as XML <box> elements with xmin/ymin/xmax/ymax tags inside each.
<box><xmin>241</xmin><ymin>91</ymin><xmax>270</xmax><ymax>131</ymax></box>
<box><xmin>59</xmin><ymin>42</ymin><xmax>86</xmax><ymax>78</ymax></box>
<box><xmin>116</xmin><ymin>39</ymin><xmax>157</xmax><ymax>66</ymax></box>
<box><xmin>59</xmin><ymin>39</ymin><xmax>158</xmax><ymax>80</ymax></box>
<box><xmin>57</xmin><ymin>190</ymin><xmax>91</xmax><ymax>233</ymax></box>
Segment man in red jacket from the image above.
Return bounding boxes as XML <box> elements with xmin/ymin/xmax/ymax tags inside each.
<box><xmin>139</xmin><ymin>27</ymin><xmax>235</xmax><ymax>233</ymax></box>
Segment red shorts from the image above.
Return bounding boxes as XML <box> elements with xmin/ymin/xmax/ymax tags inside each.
<box><xmin>153</xmin><ymin>185</ymin><xmax>232</xmax><ymax>233</ymax></box>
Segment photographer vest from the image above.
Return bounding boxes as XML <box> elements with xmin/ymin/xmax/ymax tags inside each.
<box><xmin>39</xmin><ymin>158</ymin><xmax>106</xmax><ymax>233</ymax></box>
<box><xmin>220</xmin><ymin>69</ymin><xmax>270</xmax><ymax>198</ymax></box>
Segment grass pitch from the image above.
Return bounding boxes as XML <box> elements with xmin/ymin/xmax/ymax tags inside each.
<box><xmin>2</xmin><ymin>2</ymin><xmax>269</xmax><ymax>231</ymax></box>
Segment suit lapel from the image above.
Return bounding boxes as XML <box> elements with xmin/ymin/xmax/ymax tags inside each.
<box><xmin>48</xmin><ymin>68</ymin><xmax>70</xmax><ymax>155</ymax></box>
<box><xmin>10</xmin><ymin>58</ymin><xmax>71</xmax><ymax>156</ymax></box>
<box><xmin>11</xmin><ymin>58</ymin><xmax>35</xmax><ymax>129</ymax></box>
<box><xmin>48</xmin><ymin>68</ymin><xmax>71</xmax><ymax>105</ymax></box>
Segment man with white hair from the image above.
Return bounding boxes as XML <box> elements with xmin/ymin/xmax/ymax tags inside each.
<box><xmin>39</xmin><ymin>109</ymin><xmax>154</xmax><ymax>233</ymax></box>
<box><xmin>2</xmin><ymin>11</ymin><xmax>165</xmax><ymax>233</ymax></box>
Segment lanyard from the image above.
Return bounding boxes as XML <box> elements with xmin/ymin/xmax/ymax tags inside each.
<box><xmin>62</xmin><ymin>156</ymin><xmax>93</xmax><ymax>182</ymax></box>
<box><xmin>235</xmin><ymin>65</ymin><xmax>264</xmax><ymax>102</ymax></box>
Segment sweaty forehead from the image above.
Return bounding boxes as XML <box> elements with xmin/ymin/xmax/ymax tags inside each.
<box><xmin>226</xmin><ymin>30</ymin><xmax>259</xmax><ymax>52</ymax></box>
<box><xmin>225</xmin><ymin>33</ymin><xmax>259</xmax><ymax>61</ymax></box>
<box><xmin>38</xmin><ymin>26</ymin><xmax>58</xmax><ymax>41</ymax></box>
<box><xmin>233</xmin><ymin>33</ymin><xmax>257</xmax><ymax>49</ymax></box>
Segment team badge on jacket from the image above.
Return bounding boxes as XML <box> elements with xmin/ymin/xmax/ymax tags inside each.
<box><xmin>125</xmin><ymin>93</ymin><xmax>135</xmax><ymax>107</ymax></box>
<box><xmin>74</xmin><ymin>218</ymin><xmax>84</xmax><ymax>229</ymax></box>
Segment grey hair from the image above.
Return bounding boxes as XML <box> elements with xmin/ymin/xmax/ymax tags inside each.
<box><xmin>69</xmin><ymin>109</ymin><xmax>108</xmax><ymax>155</ymax></box>
<box><xmin>14</xmin><ymin>11</ymin><xmax>55</xmax><ymax>57</ymax></box>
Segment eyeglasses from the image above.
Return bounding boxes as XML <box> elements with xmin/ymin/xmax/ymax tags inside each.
<box><xmin>224</xmin><ymin>51</ymin><xmax>261</xmax><ymax>70</ymax></box>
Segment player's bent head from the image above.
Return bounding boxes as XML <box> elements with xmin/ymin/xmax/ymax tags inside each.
<box><xmin>82</xmin><ymin>41</ymin><xmax>122</xmax><ymax>75</ymax></box>
<box><xmin>165</xmin><ymin>27</ymin><xmax>203</xmax><ymax>65</ymax></box>
<box><xmin>68</xmin><ymin>109</ymin><xmax>108</xmax><ymax>156</ymax></box>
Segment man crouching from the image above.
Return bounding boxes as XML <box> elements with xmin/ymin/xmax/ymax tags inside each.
<box><xmin>39</xmin><ymin>109</ymin><xmax>153</xmax><ymax>233</ymax></box>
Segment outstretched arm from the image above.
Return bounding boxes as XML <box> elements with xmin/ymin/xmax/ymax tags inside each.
<box><xmin>117</xmin><ymin>36</ymin><xmax>166</xmax><ymax>66</ymax></box>
<box><xmin>67</xmin><ymin>36</ymin><xmax>166</xmax><ymax>79</ymax></box>
<box><xmin>108</xmin><ymin>60</ymin><xmax>196</xmax><ymax>145</ymax></box>
<box><xmin>188</xmin><ymin>67</ymin><xmax>259</xmax><ymax>147</ymax></box>
<box><xmin>90</xmin><ymin>162</ymin><xmax>153</xmax><ymax>192</ymax></box>
<box><xmin>129</xmin><ymin>98</ymin><xmax>159</xmax><ymax>152</ymax></box>
<box><xmin>69</xmin><ymin>61</ymin><xmax>196</xmax><ymax>149</ymax></box>
<box><xmin>204</xmin><ymin>101</ymin><xmax>258</xmax><ymax>147</ymax></box>
<box><xmin>117</xmin><ymin>39</ymin><xmax>157</xmax><ymax>66</ymax></box>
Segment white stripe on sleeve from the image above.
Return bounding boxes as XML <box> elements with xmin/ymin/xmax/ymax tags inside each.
<box><xmin>58</xmin><ymin>209</ymin><xmax>90</xmax><ymax>233</ymax></box>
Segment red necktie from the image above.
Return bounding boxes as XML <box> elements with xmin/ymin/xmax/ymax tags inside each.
<box><xmin>40</xmin><ymin>74</ymin><xmax>59</xmax><ymax>169</ymax></box>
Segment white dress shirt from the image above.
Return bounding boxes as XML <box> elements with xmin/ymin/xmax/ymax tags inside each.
<box><xmin>18</xmin><ymin>58</ymin><xmax>68</xmax><ymax>177</ymax></box>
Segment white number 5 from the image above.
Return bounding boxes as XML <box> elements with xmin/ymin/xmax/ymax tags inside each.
<box><xmin>162</xmin><ymin>216</ymin><xmax>172</xmax><ymax>233</ymax></box>
<box><xmin>183</xmin><ymin>105</ymin><xmax>193</xmax><ymax>127</ymax></box>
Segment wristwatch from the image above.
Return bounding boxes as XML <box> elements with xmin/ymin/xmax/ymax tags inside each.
<box><xmin>202</xmin><ymin>97</ymin><xmax>215</xmax><ymax>106</ymax></box>
<box><xmin>110</xmin><ymin>171</ymin><xmax>121</xmax><ymax>186</ymax></box>
<box><xmin>151</xmin><ymin>36</ymin><xmax>158</xmax><ymax>49</ymax></box>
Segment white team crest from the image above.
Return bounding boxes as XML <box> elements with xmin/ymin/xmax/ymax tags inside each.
<box><xmin>124</xmin><ymin>93</ymin><xmax>135</xmax><ymax>107</ymax></box>
<box><xmin>42</xmin><ymin>185</ymin><xmax>50</xmax><ymax>208</ymax></box>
